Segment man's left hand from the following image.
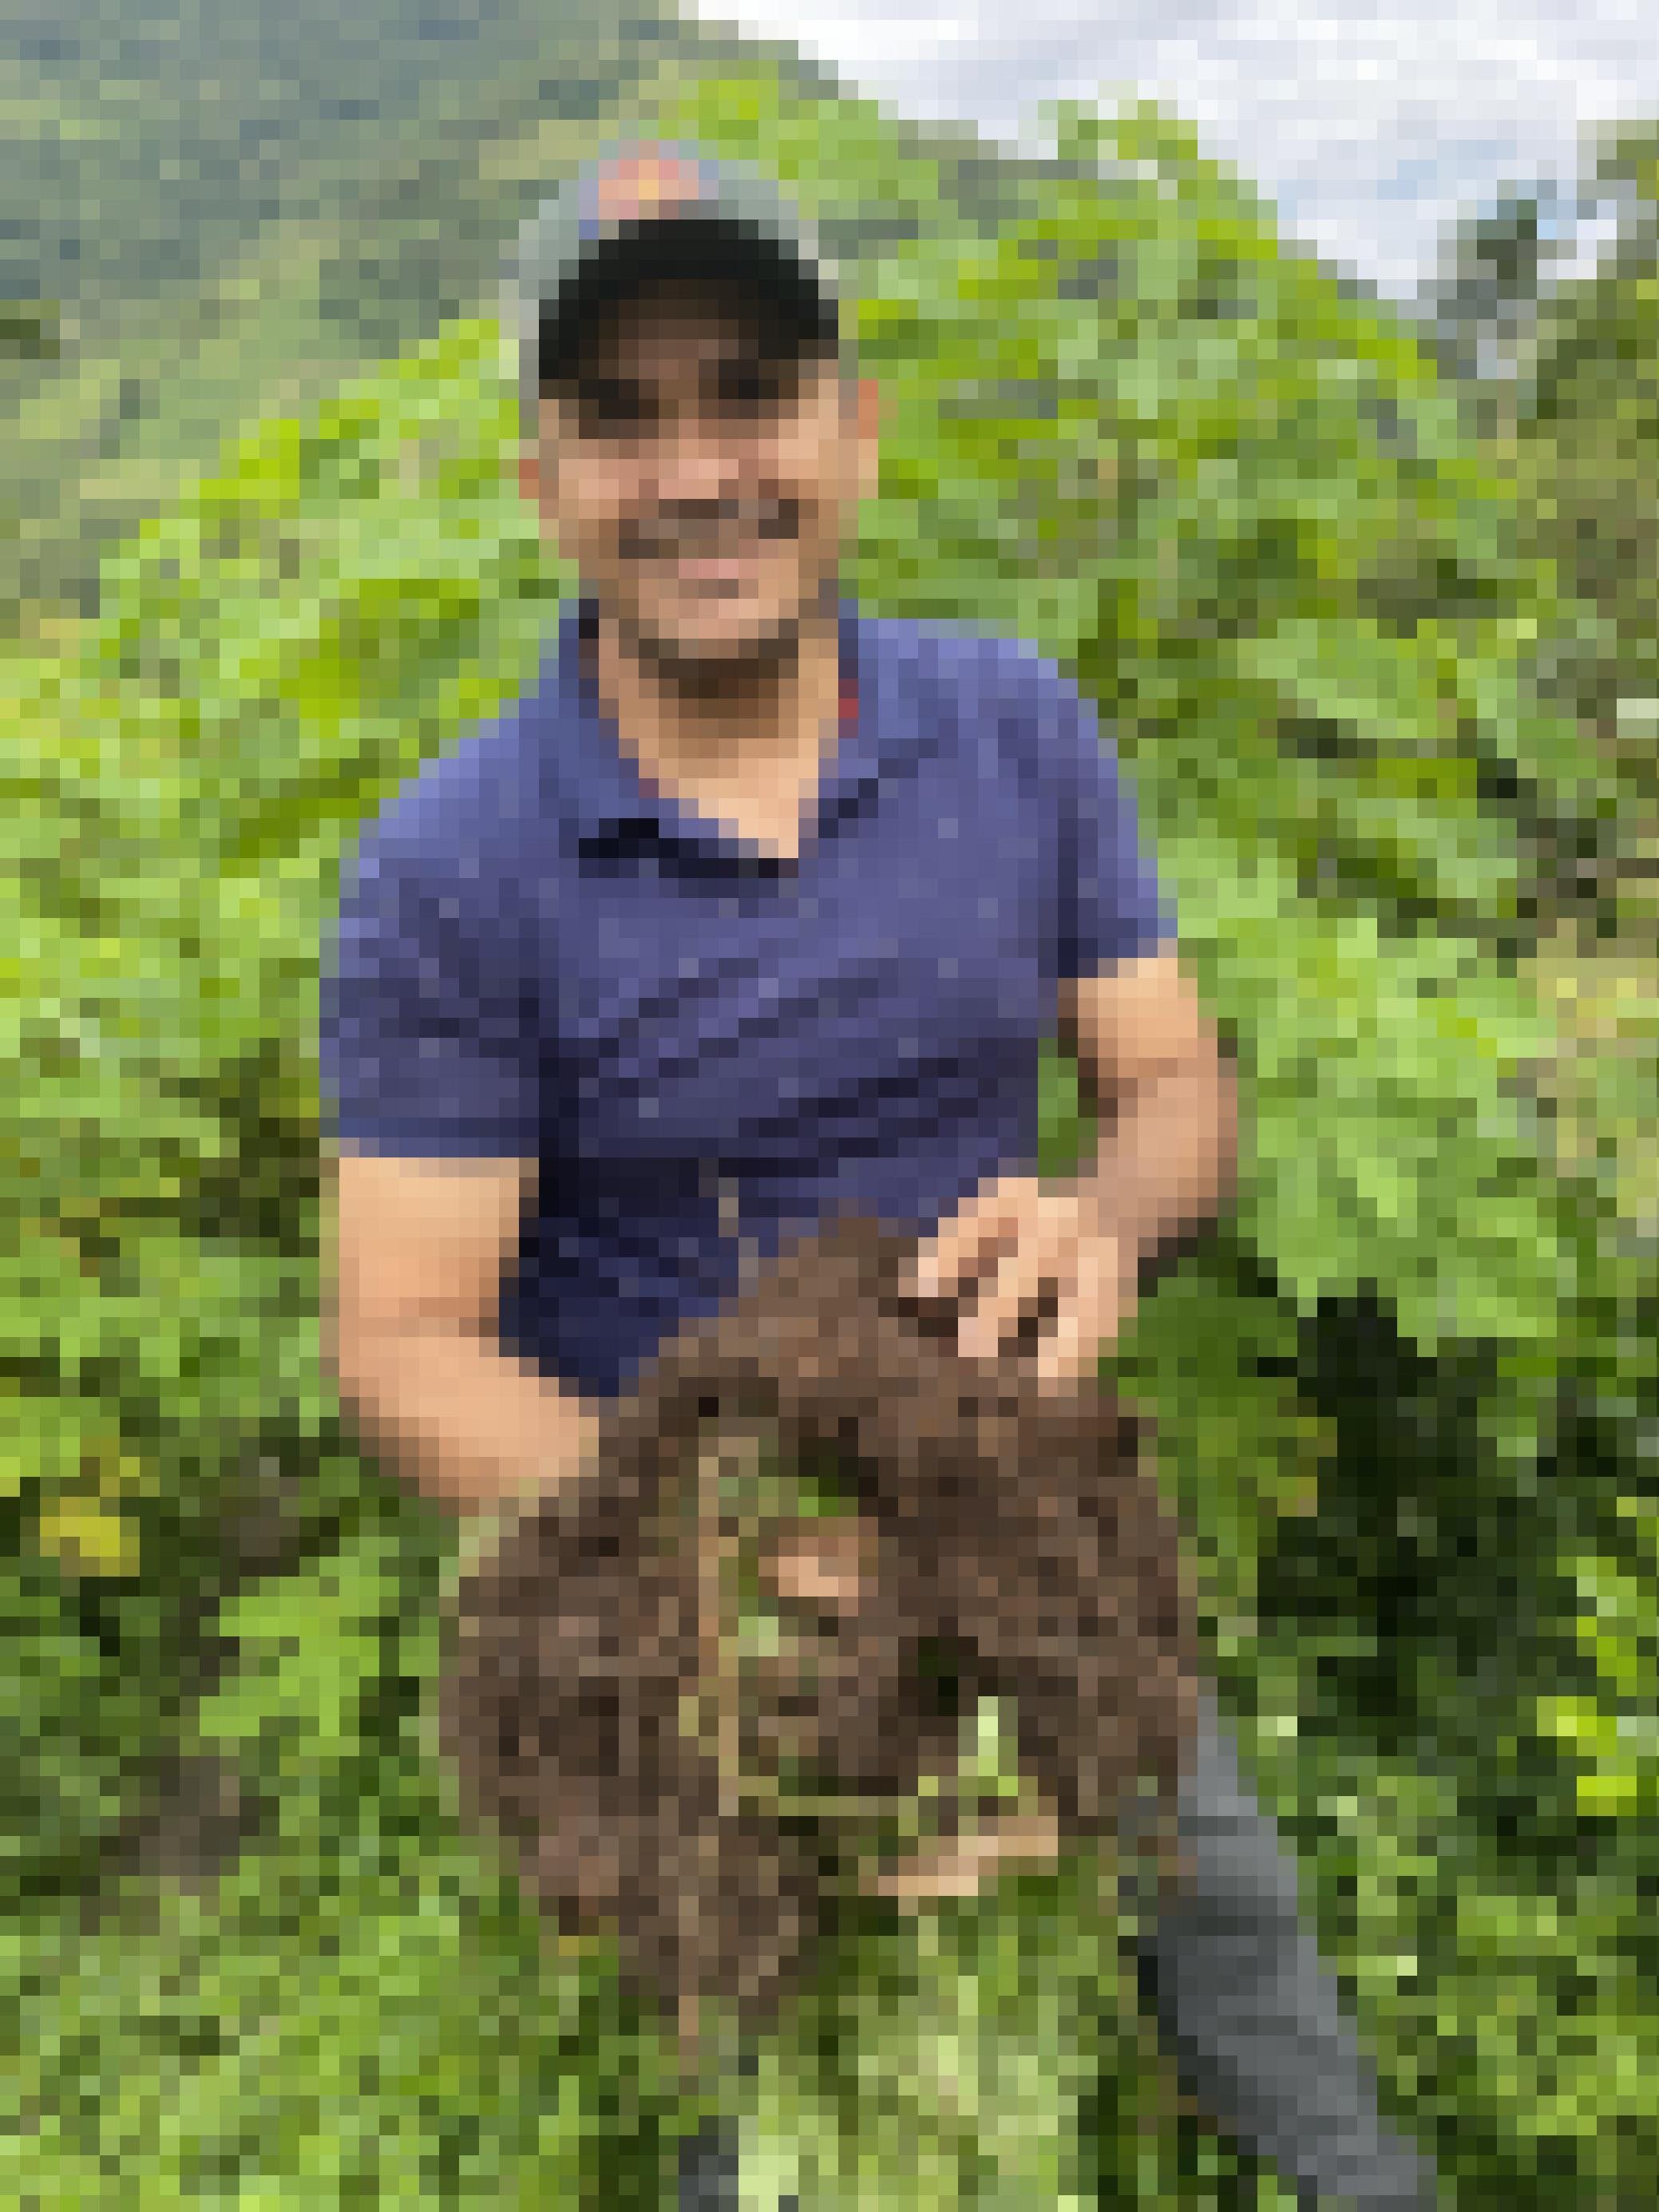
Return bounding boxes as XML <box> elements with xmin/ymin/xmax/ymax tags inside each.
<box><xmin>901</xmin><ymin>1173</ymin><xmax>1140</xmax><ymax>1391</ymax></box>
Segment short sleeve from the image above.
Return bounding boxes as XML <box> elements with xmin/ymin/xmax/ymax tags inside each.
<box><xmin>319</xmin><ymin>820</ymin><xmax>542</xmax><ymax>1157</ymax></box>
<box><xmin>1050</xmin><ymin>678</ymin><xmax>1177</xmax><ymax>979</ymax></box>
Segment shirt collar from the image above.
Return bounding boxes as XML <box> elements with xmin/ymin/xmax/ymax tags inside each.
<box><xmin>541</xmin><ymin>594</ymin><xmax>917</xmax><ymax>864</ymax></box>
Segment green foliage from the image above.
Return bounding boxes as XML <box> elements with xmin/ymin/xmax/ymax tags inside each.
<box><xmin>0</xmin><ymin>1552</ymin><xmax>154</xmax><ymax>1891</ymax></box>
<box><xmin>0</xmin><ymin>299</ymin><xmax>61</xmax><ymax>360</ymax></box>
<box><xmin>1434</xmin><ymin>125</ymin><xmax>1659</xmax><ymax>1859</ymax></box>
<box><xmin>1455</xmin><ymin>122</ymin><xmax>1659</xmax><ymax>886</ymax></box>
<box><xmin>6</xmin><ymin>53</ymin><xmax>1657</xmax><ymax>2205</ymax></box>
<box><xmin>730</xmin><ymin>1852</ymin><xmax>1137</xmax><ymax>2210</ymax></box>
<box><xmin>5</xmin><ymin>320</ymin><xmax>568</xmax><ymax>1905</ymax></box>
<box><xmin>2</xmin><ymin>1525</ymin><xmax>681</xmax><ymax>2207</ymax></box>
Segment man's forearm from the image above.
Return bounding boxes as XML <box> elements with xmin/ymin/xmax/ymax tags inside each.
<box><xmin>1066</xmin><ymin>1052</ymin><xmax>1238</xmax><ymax>1271</ymax></box>
<box><xmin>331</xmin><ymin>1321</ymin><xmax>604</xmax><ymax>1518</ymax></box>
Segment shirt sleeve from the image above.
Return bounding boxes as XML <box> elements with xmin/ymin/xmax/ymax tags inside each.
<box><xmin>1050</xmin><ymin>675</ymin><xmax>1177</xmax><ymax>979</ymax></box>
<box><xmin>319</xmin><ymin>817</ymin><xmax>542</xmax><ymax>1157</ymax></box>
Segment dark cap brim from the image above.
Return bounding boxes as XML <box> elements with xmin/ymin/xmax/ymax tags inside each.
<box><xmin>533</xmin><ymin>212</ymin><xmax>838</xmax><ymax>391</ymax></box>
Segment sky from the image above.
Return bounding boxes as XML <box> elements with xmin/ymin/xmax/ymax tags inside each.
<box><xmin>687</xmin><ymin>0</ymin><xmax>1652</xmax><ymax>298</ymax></box>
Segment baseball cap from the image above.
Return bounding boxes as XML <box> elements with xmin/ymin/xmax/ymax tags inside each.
<box><xmin>506</xmin><ymin>142</ymin><xmax>841</xmax><ymax>432</ymax></box>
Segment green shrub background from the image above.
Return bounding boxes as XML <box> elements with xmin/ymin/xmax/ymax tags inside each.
<box><xmin>6</xmin><ymin>57</ymin><xmax>1658</xmax><ymax>2206</ymax></box>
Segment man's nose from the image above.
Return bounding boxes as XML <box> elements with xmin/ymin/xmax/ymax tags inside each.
<box><xmin>650</xmin><ymin>417</ymin><xmax>750</xmax><ymax>505</ymax></box>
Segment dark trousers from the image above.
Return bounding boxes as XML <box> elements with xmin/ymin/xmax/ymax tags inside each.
<box><xmin>679</xmin><ymin>1692</ymin><xmax>1436</xmax><ymax>2210</ymax></box>
<box><xmin>1128</xmin><ymin>1692</ymin><xmax>1434</xmax><ymax>2208</ymax></box>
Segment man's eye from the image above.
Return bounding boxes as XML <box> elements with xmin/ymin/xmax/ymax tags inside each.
<box><xmin>718</xmin><ymin>370</ymin><xmax>786</xmax><ymax>413</ymax></box>
<box><xmin>581</xmin><ymin>394</ymin><xmax>648</xmax><ymax>434</ymax></box>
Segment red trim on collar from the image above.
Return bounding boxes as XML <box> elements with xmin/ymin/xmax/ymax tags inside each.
<box><xmin>839</xmin><ymin>676</ymin><xmax>858</xmax><ymax>723</ymax></box>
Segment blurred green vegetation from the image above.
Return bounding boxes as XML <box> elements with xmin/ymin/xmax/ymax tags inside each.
<box><xmin>4</xmin><ymin>46</ymin><xmax>1657</xmax><ymax>2208</ymax></box>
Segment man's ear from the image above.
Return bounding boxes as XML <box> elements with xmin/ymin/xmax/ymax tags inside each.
<box><xmin>854</xmin><ymin>374</ymin><xmax>882</xmax><ymax>501</ymax></box>
<box><xmin>517</xmin><ymin>443</ymin><xmax>542</xmax><ymax>509</ymax></box>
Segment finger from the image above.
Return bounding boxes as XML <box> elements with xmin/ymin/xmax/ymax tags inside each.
<box><xmin>911</xmin><ymin>1183</ymin><xmax>1024</xmax><ymax>1304</ymax></box>
<box><xmin>1036</xmin><ymin>1270</ymin><xmax>1134</xmax><ymax>1391</ymax></box>
<box><xmin>958</xmin><ymin>1238</ymin><xmax>1055</xmax><ymax>1364</ymax></box>
<box><xmin>909</xmin><ymin>1201</ymin><xmax>993</xmax><ymax>1304</ymax></box>
<box><xmin>1034</xmin><ymin>1291</ymin><xmax>1101</xmax><ymax>1392</ymax></box>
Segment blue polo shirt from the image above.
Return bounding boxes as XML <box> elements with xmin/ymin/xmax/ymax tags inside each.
<box><xmin>320</xmin><ymin>598</ymin><xmax>1174</xmax><ymax>1401</ymax></box>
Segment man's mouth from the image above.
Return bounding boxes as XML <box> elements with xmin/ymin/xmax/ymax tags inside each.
<box><xmin>628</xmin><ymin>502</ymin><xmax>797</xmax><ymax>574</ymax></box>
<box><xmin>663</xmin><ymin>550</ymin><xmax>768</xmax><ymax>585</ymax></box>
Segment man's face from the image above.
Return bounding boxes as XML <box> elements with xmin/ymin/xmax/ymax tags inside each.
<box><xmin>521</xmin><ymin>277</ymin><xmax>879</xmax><ymax>678</ymax></box>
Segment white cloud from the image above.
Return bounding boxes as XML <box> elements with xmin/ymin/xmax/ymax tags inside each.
<box><xmin>688</xmin><ymin>0</ymin><xmax>1657</xmax><ymax>295</ymax></box>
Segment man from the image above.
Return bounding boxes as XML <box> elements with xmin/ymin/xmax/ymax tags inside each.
<box><xmin>320</xmin><ymin>143</ymin><xmax>1436</xmax><ymax>2208</ymax></box>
